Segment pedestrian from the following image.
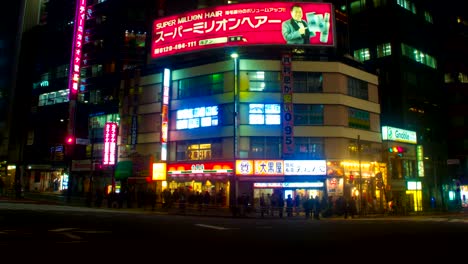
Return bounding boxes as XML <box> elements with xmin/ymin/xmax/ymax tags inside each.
<box><xmin>286</xmin><ymin>194</ymin><xmax>293</xmax><ymax>217</ymax></box>
<box><xmin>303</xmin><ymin>196</ymin><xmax>311</xmax><ymax>219</ymax></box>
<box><xmin>260</xmin><ymin>193</ymin><xmax>267</xmax><ymax>218</ymax></box>
<box><xmin>278</xmin><ymin>193</ymin><xmax>284</xmax><ymax>218</ymax></box>
<box><xmin>294</xmin><ymin>194</ymin><xmax>301</xmax><ymax>216</ymax></box>
<box><xmin>313</xmin><ymin>195</ymin><xmax>321</xmax><ymax>220</ymax></box>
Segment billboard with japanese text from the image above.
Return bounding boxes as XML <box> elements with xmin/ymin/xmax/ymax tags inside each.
<box><xmin>151</xmin><ymin>2</ymin><xmax>334</xmax><ymax>59</ymax></box>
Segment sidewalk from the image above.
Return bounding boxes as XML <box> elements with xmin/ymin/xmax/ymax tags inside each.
<box><xmin>1</xmin><ymin>192</ymin><xmax>467</xmax><ymax>220</ymax></box>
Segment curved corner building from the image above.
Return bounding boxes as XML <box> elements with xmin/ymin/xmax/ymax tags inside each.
<box><xmin>119</xmin><ymin>2</ymin><xmax>390</xmax><ymax>213</ymax></box>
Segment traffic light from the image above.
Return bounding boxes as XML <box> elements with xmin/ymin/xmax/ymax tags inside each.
<box><xmin>65</xmin><ymin>136</ymin><xmax>75</xmax><ymax>144</ymax></box>
<box><xmin>388</xmin><ymin>146</ymin><xmax>406</xmax><ymax>156</ymax></box>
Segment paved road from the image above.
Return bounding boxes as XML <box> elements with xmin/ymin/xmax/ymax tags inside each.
<box><xmin>1</xmin><ymin>201</ymin><xmax>467</xmax><ymax>262</ymax></box>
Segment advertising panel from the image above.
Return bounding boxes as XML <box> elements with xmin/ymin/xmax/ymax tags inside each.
<box><xmin>103</xmin><ymin>122</ymin><xmax>118</xmax><ymax>166</ymax></box>
<box><xmin>382</xmin><ymin>126</ymin><xmax>417</xmax><ymax>144</ymax></box>
<box><xmin>151</xmin><ymin>2</ymin><xmax>334</xmax><ymax>58</ymax></box>
<box><xmin>167</xmin><ymin>162</ymin><xmax>234</xmax><ymax>176</ymax></box>
<box><xmin>68</xmin><ymin>0</ymin><xmax>86</xmax><ymax>99</ymax></box>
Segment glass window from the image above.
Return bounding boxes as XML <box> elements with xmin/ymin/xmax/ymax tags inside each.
<box><xmin>250</xmin><ymin>137</ymin><xmax>281</xmax><ymax>159</ymax></box>
<box><xmin>248</xmin><ymin>104</ymin><xmax>281</xmax><ymax>125</ymax></box>
<box><xmin>349</xmin><ymin>0</ymin><xmax>366</xmax><ymax>14</ymax></box>
<box><xmin>176</xmin><ymin>139</ymin><xmax>222</xmax><ymax>161</ymax></box>
<box><xmin>294</xmin><ymin>137</ymin><xmax>324</xmax><ymax>159</ymax></box>
<box><xmin>377</xmin><ymin>43</ymin><xmax>392</xmax><ymax>57</ymax></box>
<box><xmin>247</xmin><ymin>71</ymin><xmax>281</xmax><ymax>92</ymax></box>
<box><xmin>348</xmin><ymin>77</ymin><xmax>368</xmax><ymax>100</ymax></box>
<box><xmin>401</xmin><ymin>43</ymin><xmax>437</xmax><ymax>69</ymax></box>
<box><xmin>397</xmin><ymin>0</ymin><xmax>416</xmax><ymax>14</ymax></box>
<box><xmin>176</xmin><ymin>105</ymin><xmax>219</xmax><ymax>130</ymax></box>
<box><xmin>294</xmin><ymin>104</ymin><xmax>324</xmax><ymax>125</ymax></box>
<box><xmin>293</xmin><ymin>72</ymin><xmax>323</xmax><ymax>93</ymax></box>
<box><xmin>348</xmin><ymin>107</ymin><xmax>370</xmax><ymax>130</ymax></box>
<box><xmin>38</xmin><ymin>89</ymin><xmax>70</xmax><ymax>106</ymax></box>
<box><xmin>353</xmin><ymin>48</ymin><xmax>370</xmax><ymax>62</ymax></box>
<box><xmin>178</xmin><ymin>73</ymin><xmax>224</xmax><ymax>99</ymax></box>
<box><xmin>424</xmin><ymin>11</ymin><xmax>433</xmax><ymax>23</ymax></box>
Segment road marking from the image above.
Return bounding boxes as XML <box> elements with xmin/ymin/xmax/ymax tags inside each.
<box><xmin>76</xmin><ymin>230</ymin><xmax>112</xmax><ymax>234</ymax></box>
<box><xmin>195</xmin><ymin>224</ymin><xmax>229</xmax><ymax>230</ymax></box>
<box><xmin>62</xmin><ymin>232</ymin><xmax>82</xmax><ymax>240</ymax></box>
<box><xmin>49</xmin><ymin>228</ymin><xmax>77</xmax><ymax>232</ymax></box>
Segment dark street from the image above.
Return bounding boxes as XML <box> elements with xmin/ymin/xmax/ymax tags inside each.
<box><xmin>1</xmin><ymin>202</ymin><xmax>466</xmax><ymax>262</ymax></box>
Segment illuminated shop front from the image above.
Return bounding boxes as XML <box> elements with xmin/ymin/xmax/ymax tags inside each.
<box><xmin>166</xmin><ymin>161</ymin><xmax>232</xmax><ymax>207</ymax></box>
<box><xmin>382</xmin><ymin>126</ymin><xmax>422</xmax><ymax>212</ymax></box>
<box><xmin>237</xmin><ymin>159</ymin><xmax>328</xmax><ymax>207</ymax></box>
<box><xmin>327</xmin><ymin>160</ymin><xmax>388</xmax><ymax>213</ymax></box>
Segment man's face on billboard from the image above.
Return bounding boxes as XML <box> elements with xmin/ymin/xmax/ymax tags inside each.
<box><xmin>291</xmin><ymin>6</ymin><xmax>303</xmax><ymax>21</ymax></box>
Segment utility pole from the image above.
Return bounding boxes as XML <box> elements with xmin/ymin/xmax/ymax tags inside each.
<box><xmin>358</xmin><ymin>135</ymin><xmax>363</xmax><ymax>215</ymax></box>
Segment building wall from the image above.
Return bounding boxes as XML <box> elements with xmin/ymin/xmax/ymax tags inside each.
<box><xmin>127</xmin><ymin>59</ymin><xmax>381</xmax><ymax>164</ymax></box>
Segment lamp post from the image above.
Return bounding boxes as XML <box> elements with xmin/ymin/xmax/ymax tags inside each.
<box><xmin>231</xmin><ymin>52</ymin><xmax>239</xmax><ymax>209</ymax></box>
<box><xmin>357</xmin><ymin>135</ymin><xmax>363</xmax><ymax>215</ymax></box>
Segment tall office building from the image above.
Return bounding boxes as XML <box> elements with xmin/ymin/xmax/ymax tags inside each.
<box><xmin>435</xmin><ymin>0</ymin><xmax>468</xmax><ymax>208</ymax></box>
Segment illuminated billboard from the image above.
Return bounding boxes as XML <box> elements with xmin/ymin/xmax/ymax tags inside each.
<box><xmin>68</xmin><ymin>0</ymin><xmax>86</xmax><ymax>100</ymax></box>
<box><xmin>151</xmin><ymin>2</ymin><xmax>334</xmax><ymax>58</ymax></box>
<box><xmin>382</xmin><ymin>126</ymin><xmax>417</xmax><ymax>144</ymax></box>
<box><xmin>103</xmin><ymin>122</ymin><xmax>118</xmax><ymax>166</ymax></box>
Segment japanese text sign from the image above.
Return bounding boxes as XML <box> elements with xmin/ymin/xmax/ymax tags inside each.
<box><xmin>152</xmin><ymin>2</ymin><xmax>334</xmax><ymax>58</ymax></box>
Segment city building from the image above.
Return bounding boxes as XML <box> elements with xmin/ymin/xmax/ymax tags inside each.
<box><xmin>4</xmin><ymin>0</ymin><xmax>459</xmax><ymax>213</ymax></box>
<box><xmin>117</xmin><ymin>1</ymin><xmax>388</xmax><ymax>213</ymax></box>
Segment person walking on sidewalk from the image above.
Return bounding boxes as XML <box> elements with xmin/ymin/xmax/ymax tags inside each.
<box><xmin>286</xmin><ymin>194</ymin><xmax>294</xmax><ymax>217</ymax></box>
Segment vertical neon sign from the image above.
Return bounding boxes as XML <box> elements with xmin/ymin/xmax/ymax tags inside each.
<box><xmin>68</xmin><ymin>0</ymin><xmax>86</xmax><ymax>100</ymax></box>
<box><xmin>161</xmin><ymin>68</ymin><xmax>170</xmax><ymax>161</ymax></box>
<box><xmin>281</xmin><ymin>53</ymin><xmax>294</xmax><ymax>156</ymax></box>
<box><xmin>103</xmin><ymin>122</ymin><xmax>118</xmax><ymax>166</ymax></box>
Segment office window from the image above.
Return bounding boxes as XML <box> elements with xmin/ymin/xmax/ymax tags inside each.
<box><xmin>424</xmin><ymin>11</ymin><xmax>433</xmax><ymax>23</ymax></box>
<box><xmin>294</xmin><ymin>104</ymin><xmax>324</xmax><ymax>125</ymax></box>
<box><xmin>249</xmin><ymin>104</ymin><xmax>281</xmax><ymax>125</ymax></box>
<box><xmin>396</xmin><ymin>0</ymin><xmax>416</xmax><ymax>14</ymax></box>
<box><xmin>294</xmin><ymin>137</ymin><xmax>324</xmax><ymax>159</ymax></box>
<box><xmin>349</xmin><ymin>0</ymin><xmax>366</xmax><ymax>14</ymax></box>
<box><xmin>293</xmin><ymin>72</ymin><xmax>323</xmax><ymax>93</ymax></box>
<box><xmin>250</xmin><ymin>137</ymin><xmax>281</xmax><ymax>159</ymax></box>
<box><xmin>348</xmin><ymin>107</ymin><xmax>370</xmax><ymax>129</ymax></box>
<box><xmin>246</xmin><ymin>71</ymin><xmax>281</xmax><ymax>92</ymax></box>
<box><xmin>377</xmin><ymin>43</ymin><xmax>392</xmax><ymax>57</ymax></box>
<box><xmin>401</xmin><ymin>43</ymin><xmax>437</xmax><ymax>69</ymax></box>
<box><xmin>176</xmin><ymin>139</ymin><xmax>222</xmax><ymax>161</ymax></box>
<box><xmin>348</xmin><ymin>77</ymin><xmax>368</xmax><ymax>100</ymax></box>
<box><xmin>38</xmin><ymin>89</ymin><xmax>69</xmax><ymax>106</ymax></box>
<box><xmin>353</xmin><ymin>48</ymin><xmax>370</xmax><ymax>62</ymax></box>
<box><xmin>176</xmin><ymin>106</ymin><xmax>219</xmax><ymax>130</ymax></box>
<box><xmin>178</xmin><ymin>73</ymin><xmax>224</xmax><ymax>99</ymax></box>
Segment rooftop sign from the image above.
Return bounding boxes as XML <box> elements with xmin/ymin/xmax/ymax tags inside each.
<box><xmin>151</xmin><ymin>2</ymin><xmax>334</xmax><ymax>58</ymax></box>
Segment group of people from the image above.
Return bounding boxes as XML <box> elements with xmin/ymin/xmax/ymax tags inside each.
<box><xmin>257</xmin><ymin>193</ymin><xmax>363</xmax><ymax>219</ymax></box>
<box><xmin>259</xmin><ymin>193</ymin><xmax>323</xmax><ymax>219</ymax></box>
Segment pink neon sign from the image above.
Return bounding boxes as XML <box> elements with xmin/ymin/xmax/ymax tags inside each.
<box><xmin>103</xmin><ymin>122</ymin><xmax>118</xmax><ymax>166</ymax></box>
<box><xmin>151</xmin><ymin>2</ymin><xmax>334</xmax><ymax>59</ymax></box>
<box><xmin>68</xmin><ymin>0</ymin><xmax>86</xmax><ymax>99</ymax></box>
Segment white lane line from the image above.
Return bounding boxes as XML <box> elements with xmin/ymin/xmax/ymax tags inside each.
<box><xmin>62</xmin><ymin>232</ymin><xmax>82</xmax><ymax>240</ymax></box>
<box><xmin>49</xmin><ymin>228</ymin><xmax>77</xmax><ymax>232</ymax></box>
<box><xmin>195</xmin><ymin>224</ymin><xmax>229</xmax><ymax>230</ymax></box>
<box><xmin>76</xmin><ymin>230</ymin><xmax>112</xmax><ymax>234</ymax></box>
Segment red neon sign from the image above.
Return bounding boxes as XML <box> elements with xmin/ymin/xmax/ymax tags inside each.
<box><xmin>68</xmin><ymin>0</ymin><xmax>86</xmax><ymax>99</ymax></box>
<box><xmin>167</xmin><ymin>162</ymin><xmax>234</xmax><ymax>175</ymax></box>
<box><xmin>151</xmin><ymin>2</ymin><xmax>334</xmax><ymax>59</ymax></box>
<box><xmin>103</xmin><ymin>122</ymin><xmax>118</xmax><ymax>166</ymax></box>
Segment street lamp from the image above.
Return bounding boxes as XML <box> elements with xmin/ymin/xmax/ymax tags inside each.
<box><xmin>357</xmin><ymin>135</ymin><xmax>363</xmax><ymax>215</ymax></box>
<box><xmin>231</xmin><ymin>52</ymin><xmax>239</xmax><ymax>210</ymax></box>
